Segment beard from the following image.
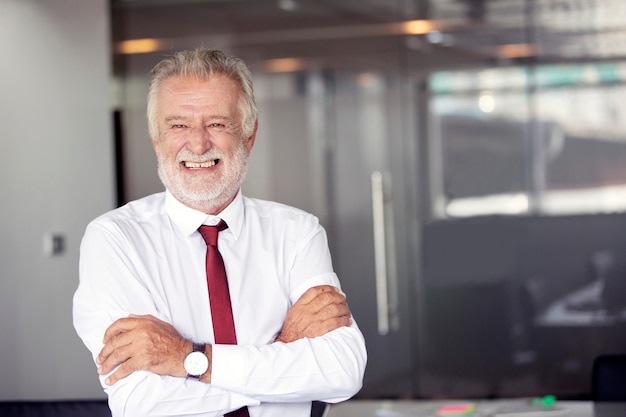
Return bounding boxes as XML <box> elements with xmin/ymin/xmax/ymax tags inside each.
<box><xmin>156</xmin><ymin>139</ymin><xmax>249</xmax><ymax>213</ymax></box>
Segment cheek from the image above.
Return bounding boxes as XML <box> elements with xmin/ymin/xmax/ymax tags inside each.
<box><xmin>156</xmin><ymin>138</ymin><xmax>182</xmax><ymax>159</ymax></box>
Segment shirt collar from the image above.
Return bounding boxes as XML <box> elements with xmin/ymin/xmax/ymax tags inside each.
<box><xmin>165</xmin><ymin>189</ymin><xmax>244</xmax><ymax>240</ymax></box>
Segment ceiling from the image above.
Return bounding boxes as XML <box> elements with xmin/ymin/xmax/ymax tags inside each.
<box><xmin>111</xmin><ymin>0</ymin><xmax>626</xmax><ymax>74</ymax></box>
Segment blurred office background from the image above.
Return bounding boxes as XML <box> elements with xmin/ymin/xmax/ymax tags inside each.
<box><xmin>3</xmin><ymin>0</ymin><xmax>626</xmax><ymax>404</ymax></box>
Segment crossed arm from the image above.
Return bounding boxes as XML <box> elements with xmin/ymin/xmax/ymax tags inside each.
<box><xmin>96</xmin><ymin>285</ymin><xmax>352</xmax><ymax>386</ymax></box>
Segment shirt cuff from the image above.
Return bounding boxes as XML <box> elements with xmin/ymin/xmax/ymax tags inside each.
<box><xmin>211</xmin><ymin>344</ymin><xmax>248</xmax><ymax>394</ymax></box>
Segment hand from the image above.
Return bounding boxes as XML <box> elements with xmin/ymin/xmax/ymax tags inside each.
<box><xmin>96</xmin><ymin>314</ymin><xmax>189</xmax><ymax>385</ymax></box>
<box><xmin>276</xmin><ymin>285</ymin><xmax>352</xmax><ymax>343</ymax></box>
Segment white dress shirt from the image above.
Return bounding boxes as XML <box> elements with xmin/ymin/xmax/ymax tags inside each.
<box><xmin>72</xmin><ymin>190</ymin><xmax>367</xmax><ymax>417</ymax></box>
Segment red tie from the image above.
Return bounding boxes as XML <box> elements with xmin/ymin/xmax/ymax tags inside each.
<box><xmin>199</xmin><ymin>222</ymin><xmax>250</xmax><ymax>417</ymax></box>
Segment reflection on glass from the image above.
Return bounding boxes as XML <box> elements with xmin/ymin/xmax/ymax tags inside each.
<box><xmin>429</xmin><ymin>62</ymin><xmax>626</xmax><ymax>218</ymax></box>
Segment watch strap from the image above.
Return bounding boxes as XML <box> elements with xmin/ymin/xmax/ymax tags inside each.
<box><xmin>192</xmin><ymin>342</ymin><xmax>205</xmax><ymax>353</ymax></box>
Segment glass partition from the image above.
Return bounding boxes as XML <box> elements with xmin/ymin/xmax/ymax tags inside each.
<box><xmin>111</xmin><ymin>0</ymin><xmax>626</xmax><ymax>402</ymax></box>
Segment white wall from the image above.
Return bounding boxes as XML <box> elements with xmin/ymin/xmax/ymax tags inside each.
<box><xmin>0</xmin><ymin>0</ymin><xmax>113</xmax><ymax>400</ymax></box>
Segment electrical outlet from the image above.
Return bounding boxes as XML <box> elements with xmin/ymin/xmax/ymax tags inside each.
<box><xmin>43</xmin><ymin>233</ymin><xmax>66</xmax><ymax>257</ymax></box>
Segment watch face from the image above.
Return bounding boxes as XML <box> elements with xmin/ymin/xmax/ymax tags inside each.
<box><xmin>184</xmin><ymin>351</ymin><xmax>209</xmax><ymax>376</ymax></box>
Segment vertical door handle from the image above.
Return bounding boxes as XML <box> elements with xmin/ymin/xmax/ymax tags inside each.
<box><xmin>371</xmin><ymin>171</ymin><xmax>399</xmax><ymax>335</ymax></box>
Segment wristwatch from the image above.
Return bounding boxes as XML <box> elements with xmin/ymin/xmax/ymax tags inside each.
<box><xmin>183</xmin><ymin>342</ymin><xmax>209</xmax><ymax>379</ymax></box>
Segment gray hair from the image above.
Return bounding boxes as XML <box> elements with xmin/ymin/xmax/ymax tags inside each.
<box><xmin>147</xmin><ymin>48</ymin><xmax>258</xmax><ymax>140</ymax></box>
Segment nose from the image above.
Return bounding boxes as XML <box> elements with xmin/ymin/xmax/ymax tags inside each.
<box><xmin>187</xmin><ymin>126</ymin><xmax>213</xmax><ymax>154</ymax></box>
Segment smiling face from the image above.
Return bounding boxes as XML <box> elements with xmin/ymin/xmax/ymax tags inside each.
<box><xmin>152</xmin><ymin>74</ymin><xmax>257</xmax><ymax>214</ymax></box>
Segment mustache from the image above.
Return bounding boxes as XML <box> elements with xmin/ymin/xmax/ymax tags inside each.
<box><xmin>176</xmin><ymin>149</ymin><xmax>224</xmax><ymax>163</ymax></box>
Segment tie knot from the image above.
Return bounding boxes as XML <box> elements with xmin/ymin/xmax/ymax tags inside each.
<box><xmin>198</xmin><ymin>221</ymin><xmax>227</xmax><ymax>247</ymax></box>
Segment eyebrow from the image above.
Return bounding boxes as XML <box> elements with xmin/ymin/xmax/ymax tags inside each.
<box><xmin>163</xmin><ymin>115</ymin><xmax>235</xmax><ymax>124</ymax></box>
<box><xmin>163</xmin><ymin>116</ymin><xmax>187</xmax><ymax>124</ymax></box>
<box><xmin>206</xmin><ymin>115</ymin><xmax>236</xmax><ymax>124</ymax></box>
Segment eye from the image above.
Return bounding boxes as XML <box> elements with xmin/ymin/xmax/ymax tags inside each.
<box><xmin>207</xmin><ymin>122</ymin><xmax>227</xmax><ymax>132</ymax></box>
<box><xmin>171</xmin><ymin>124</ymin><xmax>188</xmax><ymax>129</ymax></box>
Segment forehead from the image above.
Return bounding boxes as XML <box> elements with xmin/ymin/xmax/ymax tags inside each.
<box><xmin>157</xmin><ymin>74</ymin><xmax>241</xmax><ymax>116</ymax></box>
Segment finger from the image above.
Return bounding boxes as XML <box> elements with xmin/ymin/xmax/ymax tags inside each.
<box><xmin>102</xmin><ymin>315</ymin><xmax>162</xmax><ymax>344</ymax></box>
<box><xmin>317</xmin><ymin>302</ymin><xmax>351</xmax><ymax>321</ymax></box>
<box><xmin>294</xmin><ymin>287</ymin><xmax>324</xmax><ymax>305</ymax></box>
<box><xmin>98</xmin><ymin>327</ymin><xmax>138</xmax><ymax>365</ymax></box>
<box><xmin>97</xmin><ymin>338</ymin><xmax>116</xmax><ymax>366</ymax></box>
<box><xmin>102</xmin><ymin>317</ymin><xmax>138</xmax><ymax>343</ymax></box>
<box><xmin>308</xmin><ymin>291</ymin><xmax>347</xmax><ymax>312</ymax></box>
<box><xmin>296</xmin><ymin>285</ymin><xmax>338</xmax><ymax>305</ymax></box>
<box><xmin>128</xmin><ymin>313</ymin><xmax>158</xmax><ymax>322</ymax></box>
<box><xmin>104</xmin><ymin>360</ymin><xmax>136</xmax><ymax>386</ymax></box>
<box><xmin>303</xmin><ymin>315</ymin><xmax>352</xmax><ymax>339</ymax></box>
<box><xmin>313</xmin><ymin>284</ymin><xmax>339</xmax><ymax>293</ymax></box>
<box><xmin>319</xmin><ymin>315</ymin><xmax>352</xmax><ymax>334</ymax></box>
<box><xmin>98</xmin><ymin>341</ymin><xmax>134</xmax><ymax>376</ymax></box>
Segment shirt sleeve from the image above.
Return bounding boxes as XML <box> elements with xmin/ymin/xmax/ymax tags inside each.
<box><xmin>212</xmin><ymin>324</ymin><xmax>367</xmax><ymax>403</ymax></box>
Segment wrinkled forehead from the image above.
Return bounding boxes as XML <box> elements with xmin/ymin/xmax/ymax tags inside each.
<box><xmin>157</xmin><ymin>74</ymin><xmax>242</xmax><ymax>112</ymax></box>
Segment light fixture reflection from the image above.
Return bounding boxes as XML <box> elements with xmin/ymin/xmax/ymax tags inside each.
<box><xmin>116</xmin><ymin>39</ymin><xmax>162</xmax><ymax>54</ymax></box>
<box><xmin>400</xmin><ymin>20</ymin><xmax>436</xmax><ymax>35</ymax></box>
<box><xmin>498</xmin><ymin>43</ymin><xmax>536</xmax><ymax>59</ymax></box>
<box><xmin>478</xmin><ymin>91</ymin><xmax>495</xmax><ymax>113</ymax></box>
<box><xmin>264</xmin><ymin>58</ymin><xmax>305</xmax><ymax>73</ymax></box>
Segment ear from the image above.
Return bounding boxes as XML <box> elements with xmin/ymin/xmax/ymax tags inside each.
<box><xmin>151</xmin><ymin>137</ymin><xmax>159</xmax><ymax>154</ymax></box>
<box><xmin>244</xmin><ymin>120</ymin><xmax>258</xmax><ymax>156</ymax></box>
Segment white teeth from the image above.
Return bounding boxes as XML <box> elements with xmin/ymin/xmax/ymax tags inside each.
<box><xmin>184</xmin><ymin>160</ymin><xmax>217</xmax><ymax>169</ymax></box>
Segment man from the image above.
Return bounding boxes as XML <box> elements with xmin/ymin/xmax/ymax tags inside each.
<box><xmin>72</xmin><ymin>48</ymin><xmax>367</xmax><ymax>417</ymax></box>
